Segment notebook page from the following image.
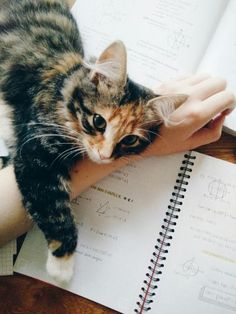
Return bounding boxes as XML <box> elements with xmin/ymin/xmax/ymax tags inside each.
<box><xmin>151</xmin><ymin>152</ymin><xmax>236</xmax><ymax>314</ymax></box>
<box><xmin>197</xmin><ymin>0</ymin><xmax>236</xmax><ymax>135</ymax></box>
<box><xmin>0</xmin><ymin>240</ymin><xmax>16</xmax><ymax>276</ymax></box>
<box><xmin>71</xmin><ymin>0</ymin><xmax>226</xmax><ymax>89</ymax></box>
<box><xmin>15</xmin><ymin>153</ymin><xmax>183</xmax><ymax>313</ymax></box>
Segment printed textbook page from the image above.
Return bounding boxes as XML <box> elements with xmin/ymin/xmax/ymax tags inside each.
<box><xmin>72</xmin><ymin>0</ymin><xmax>235</xmax><ymax>134</ymax></box>
<box><xmin>71</xmin><ymin>0</ymin><xmax>227</xmax><ymax>89</ymax></box>
<box><xmin>197</xmin><ymin>0</ymin><xmax>236</xmax><ymax>135</ymax></box>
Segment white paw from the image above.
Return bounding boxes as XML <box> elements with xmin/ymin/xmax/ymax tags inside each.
<box><xmin>46</xmin><ymin>250</ymin><xmax>75</xmax><ymax>282</ymax></box>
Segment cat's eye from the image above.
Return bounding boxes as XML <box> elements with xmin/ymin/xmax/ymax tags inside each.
<box><xmin>93</xmin><ymin>114</ymin><xmax>106</xmax><ymax>132</ymax></box>
<box><xmin>121</xmin><ymin>135</ymin><xmax>139</xmax><ymax>146</ymax></box>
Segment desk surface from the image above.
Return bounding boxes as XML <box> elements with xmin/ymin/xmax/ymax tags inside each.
<box><xmin>0</xmin><ymin>1</ymin><xmax>235</xmax><ymax>313</ymax></box>
<box><xmin>0</xmin><ymin>133</ymin><xmax>235</xmax><ymax>314</ymax></box>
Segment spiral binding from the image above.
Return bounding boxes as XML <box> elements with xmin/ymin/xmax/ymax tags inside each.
<box><xmin>134</xmin><ymin>152</ymin><xmax>196</xmax><ymax>313</ymax></box>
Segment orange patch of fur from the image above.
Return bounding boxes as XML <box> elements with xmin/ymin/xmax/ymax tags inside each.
<box><xmin>90</xmin><ymin>103</ymin><xmax>145</xmax><ymax>151</ymax></box>
<box><xmin>49</xmin><ymin>240</ymin><xmax>62</xmax><ymax>251</ymax></box>
<box><xmin>49</xmin><ymin>241</ymin><xmax>73</xmax><ymax>259</ymax></box>
<box><xmin>110</xmin><ymin>104</ymin><xmax>144</xmax><ymax>141</ymax></box>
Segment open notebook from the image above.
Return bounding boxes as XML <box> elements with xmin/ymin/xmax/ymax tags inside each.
<box><xmin>71</xmin><ymin>0</ymin><xmax>236</xmax><ymax>135</ymax></box>
<box><xmin>15</xmin><ymin>152</ymin><xmax>236</xmax><ymax>313</ymax></box>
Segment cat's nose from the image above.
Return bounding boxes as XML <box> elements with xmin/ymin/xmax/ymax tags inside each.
<box><xmin>99</xmin><ymin>151</ymin><xmax>110</xmax><ymax>160</ymax></box>
<box><xmin>100</xmin><ymin>154</ymin><xmax>109</xmax><ymax>160</ymax></box>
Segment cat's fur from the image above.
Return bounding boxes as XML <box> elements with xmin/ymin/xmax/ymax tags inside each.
<box><xmin>0</xmin><ymin>0</ymin><xmax>187</xmax><ymax>281</ymax></box>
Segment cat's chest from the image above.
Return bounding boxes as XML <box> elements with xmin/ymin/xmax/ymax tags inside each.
<box><xmin>0</xmin><ymin>98</ymin><xmax>16</xmax><ymax>156</ymax></box>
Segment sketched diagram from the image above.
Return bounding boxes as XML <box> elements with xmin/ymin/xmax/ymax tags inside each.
<box><xmin>95</xmin><ymin>201</ymin><xmax>129</xmax><ymax>223</ymax></box>
<box><xmin>96</xmin><ymin>201</ymin><xmax>111</xmax><ymax>216</ymax></box>
<box><xmin>167</xmin><ymin>29</ymin><xmax>189</xmax><ymax>52</ymax></box>
<box><xmin>182</xmin><ymin>257</ymin><xmax>199</xmax><ymax>277</ymax></box>
<box><xmin>93</xmin><ymin>1</ymin><xmax>129</xmax><ymax>27</ymax></box>
<box><xmin>208</xmin><ymin>179</ymin><xmax>228</xmax><ymax>200</ymax></box>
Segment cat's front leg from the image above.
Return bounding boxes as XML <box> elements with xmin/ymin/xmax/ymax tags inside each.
<box><xmin>14</xmin><ymin>161</ymin><xmax>77</xmax><ymax>282</ymax></box>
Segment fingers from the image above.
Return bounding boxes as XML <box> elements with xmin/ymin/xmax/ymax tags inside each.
<box><xmin>154</xmin><ymin>73</ymin><xmax>212</xmax><ymax>94</ymax></box>
<box><xmin>186</xmin><ymin>77</ymin><xmax>227</xmax><ymax>100</ymax></box>
<box><xmin>186</xmin><ymin>114</ymin><xmax>226</xmax><ymax>149</ymax></box>
<box><xmin>203</xmin><ymin>89</ymin><xmax>235</xmax><ymax>116</ymax></box>
<box><xmin>168</xmin><ymin>77</ymin><xmax>235</xmax><ymax>134</ymax></box>
<box><xmin>188</xmin><ymin>90</ymin><xmax>236</xmax><ymax>132</ymax></box>
<box><xmin>176</xmin><ymin>73</ymin><xmax>211</xmax><ymax>86</ymax></box>
<box><xmin>147</xmin><ymin>112</ymin><xmax>226</xmax><ymax>156</ymax></box>
<box><xmin>151</xmin><ymin>74</ymin><xmax>234</xmax><ymax>156</ymax></box>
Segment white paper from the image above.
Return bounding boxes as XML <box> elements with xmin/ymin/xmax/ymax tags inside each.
<box><xmin>0</xmin><ymin>240</ymin><xmax>16</xmax><ymax>276</ymax></box>
<box><xmin>14</xmin><ymin>153</ymin><xmax>184</xmax><ymax>313</ymax></box>
<box><xmin>198</xmin><ymin>0</ymin><xmax>236</xmax><ymax>135</ymax></box>
<box><xmin>72</xmin><ymin>0</ymin><xmax>226</xmax><ymax>89</ymax></box>
<box><xmin>151</xmin><ymin>152</ymin><xmax>236</xmax><ymax>314</ymax></box>
<box><xmin>71</xmin><ymin>0</ymin><xmax>235</xmax><ymax>134</ymax></box>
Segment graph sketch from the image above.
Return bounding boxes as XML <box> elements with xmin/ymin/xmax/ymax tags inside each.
<box><xmin>167</xmin><ymin>29</ymin><xmax>190</xmax><ymax>52</ymax></box>
<box><xmin>207</xmin><ymin>179</ymin><xmax>229</xmax><ymax>200</ymax></box>
<box><xmin>182</xmin><ymin>257</ymin><xmax>199</xmax><ymax>277</ymax></box>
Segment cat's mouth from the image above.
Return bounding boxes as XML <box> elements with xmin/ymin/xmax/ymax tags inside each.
<box><xmin>86</xmin><ymin>148</ymin><xmax>114</xmax><ymax>164</ymax></box>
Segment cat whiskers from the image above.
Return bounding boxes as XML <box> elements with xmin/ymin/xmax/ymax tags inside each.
<box><xmin>135</xmin><ymin>129</ymin><xmax>152</xmax><ymax>143</ymax></box>
<box><xmin>137</xmin><ymin>125</ymin><xmax>166</xmax><ymax>141</ymax></box>
<box><xmin>16</xmin><ymin>121</ymin><xmax>82</xmax><ymax>141</ymax></box>
<box><xmin>19</xmin><ymin>133</ymin><xmax>83</xmax><ymax>159</ymax></box>
<box><xmin>50</xmin><ymin>146</ymin><xmax>86</xmax><ymax>168</ymax></box>
<box><xmin>26</xmin><ymin>122</ymin><xmax>82</xmax><ymax>139</ymax></box>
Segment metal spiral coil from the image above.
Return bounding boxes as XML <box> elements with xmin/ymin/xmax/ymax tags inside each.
<box><xmin>134</xmin><ymin>152</ymin><xmax>196</xmax><ymax>313</ymax></box>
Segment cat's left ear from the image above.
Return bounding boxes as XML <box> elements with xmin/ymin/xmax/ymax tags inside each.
<box><xmin>146</xmin><ymin>94</ymin><xmax>188</xmax><ymax>125</ymax></box>
<box><xmin>90</xmin><ymin>40</ymin><xmax>127</xmax><ymax>87</ymax></box>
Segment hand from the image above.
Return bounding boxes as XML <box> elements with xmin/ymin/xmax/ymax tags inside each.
<box><xmin>143</xmin><ymin>74</ymin><xmax>236</xmax><ymax>156</ymax></box>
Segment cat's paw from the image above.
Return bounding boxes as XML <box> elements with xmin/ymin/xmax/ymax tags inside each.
<box><xmin>46</xmin><ymin>250</ymin><xmax>75</xmax><ymax>282</ymax></box>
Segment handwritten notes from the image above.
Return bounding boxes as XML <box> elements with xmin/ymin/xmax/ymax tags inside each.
<box><xmin>14</xmin><ymin>150</ymin><xmax>236</xmax><ymax>313</ymax></box>
<box><xmin>150</xmin><ymin>153</ymin><xmax>236</xmax><ymax>314</ymax></box>
<box><xmin>14</xmin><ymin>153</ymin><xmax>183</xmax><ymax>313</ymax></box>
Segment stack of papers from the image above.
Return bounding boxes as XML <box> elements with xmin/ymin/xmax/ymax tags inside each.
<box><xmin>0</xmin><ymin>240</ymin><xmax>16</xmax><ymax>276</ymax></box>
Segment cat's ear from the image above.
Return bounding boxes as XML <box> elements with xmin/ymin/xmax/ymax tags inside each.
<box><xmin>146</xmin><ymin>94</ymin><xmax>188</xmax><ymax>126</ymax></box>
<box><xmin>90</xmin><ymin>40</ymin><xmax>127</xmax><ymax>87</ymax></box>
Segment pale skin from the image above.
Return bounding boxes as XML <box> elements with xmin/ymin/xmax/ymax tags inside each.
<box><xmin>0</xmin><ymin>74</ymin><xmax>235</xmax><ymax>247</ymax></box>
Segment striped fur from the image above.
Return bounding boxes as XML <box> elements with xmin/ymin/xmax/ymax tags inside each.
<box><xmin>0</xmin><ymin>0</ymin><xmax>186</xmax><ymax>281</ymax></box>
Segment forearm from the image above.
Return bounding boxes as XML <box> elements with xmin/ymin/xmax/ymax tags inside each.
<box><xmin>0</xmin><ymin>165</ymin><xmax>33</xmax><ymax>246</ymax></box>
<box><xmin>1</xmin><ymin>74</ymin><xmax>234</xmax><ymax>247</ymax></box>
<box><xmin>0</xmin><ymin>157</ymin><xmax>131</xmax><ymax>247</ymax></box>
<box><xmin>70</xmin><ymin>156</ymin><xmax>132</xmax><ymax>198</ymax></box>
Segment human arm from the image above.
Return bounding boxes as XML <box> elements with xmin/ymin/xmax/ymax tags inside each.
<box><xmin>0</xmin><ymin>74</ymin><xmax>235</xmax><ymax>246</ymax></box>
<box><xmin>144</xmin><ymin>74</ymin><xmax>235</xmax><ymax>156</ymax></box>
<box><xmin>0</xmin><ymin>159</ymin><xmax>128</xmax><ymax>247</ymax></box>
<box><xmin>0</xmin><ymin>165</ymin><xmax>33</xmax><ymax>246</ymax></box>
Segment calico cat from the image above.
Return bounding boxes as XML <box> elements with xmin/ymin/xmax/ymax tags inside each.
<box><xmin>0</xmin><ymin>0</ymin><xmax>187</xmax><ymax>281</ymax></box>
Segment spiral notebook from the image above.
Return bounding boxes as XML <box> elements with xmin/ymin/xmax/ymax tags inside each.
<box><xmin>14</xmin><ymin>151</ymin><xmax>236</xmax><ymax>313</ymax></box>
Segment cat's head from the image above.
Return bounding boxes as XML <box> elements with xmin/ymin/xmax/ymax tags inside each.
<box><xmin>59</xmin><ymin>41</ymin><xmax>187</xmax><ymax>164</ymax></box>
